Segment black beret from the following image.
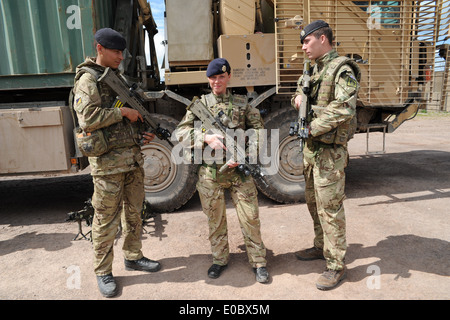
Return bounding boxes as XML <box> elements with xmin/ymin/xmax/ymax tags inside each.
<box><xmin>95</xmin><ymin>28</ymin><xmax>127</xmax><ymax>51</ymax></box>
<box><xmin>300</xmin><ymin>20</ymin><xmax>330</xmax><ymax>44</ymax></box>
<box><xmin>206</xmin><ymin>58</ymin><xmax>231</xmax><ymax>77</ymax></box>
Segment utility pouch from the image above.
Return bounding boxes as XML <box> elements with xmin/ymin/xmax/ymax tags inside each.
<box><xmin>315</xmin><ymin>129</ymin><xmax>336</xmax><ymax>145</ymax></box>
<box><xmin>75</xmin><ymin>127</ymin><xmax>108</xmax><ymax>157</ymax></box>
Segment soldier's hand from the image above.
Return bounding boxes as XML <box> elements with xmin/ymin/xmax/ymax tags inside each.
<box><xmin>204</xmin><ymin>133</ymin><xmax>227</xmax><ymax>150</ymax></box>
<box><xmin>142</xmin><ymin>132</ymin><xmax>155</xmax><ymax>145</ymax></box>
<box><xmin>121</xmin><ymin>107</ymin><xmax>143</xmax><ymax>122</ymax></box>
<box><xmin>294</xmin><ymin>95</ymin><xmax>302</xmax><ymax>110</ymax></box>
<box><xmin>227</xmin><ymin>160</ymin><xmax>238</xmax><ymax>168</ymax></box>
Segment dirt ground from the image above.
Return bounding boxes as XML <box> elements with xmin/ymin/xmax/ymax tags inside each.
<box><xmin>0</xmin><ymin>115</ymin><xmax>449</xmax><ymax>304</ymax></box>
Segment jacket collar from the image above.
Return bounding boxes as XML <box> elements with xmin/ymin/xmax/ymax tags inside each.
<box><xmin>315</xmin><ymin>49</ymin><xmax>339</xmax><ymax>71</ymax></box>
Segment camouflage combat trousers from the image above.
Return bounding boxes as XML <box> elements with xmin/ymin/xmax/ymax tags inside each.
<box><xmin>91</xmin><ymin>167</ymin><xmax>145</xmax><ymax>276</ymax></box>
<box><xmin>196</xmin><ymin>165</ymin><xmax>267</xmax><ymax>268</ymax></box>
<box><xmin>303</xmin><ymin>141</ymin><xmax>348</xmax><ymax>271</ymax></box>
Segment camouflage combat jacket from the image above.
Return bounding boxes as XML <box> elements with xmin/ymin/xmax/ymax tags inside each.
<box><xmin>72</xmin><ymin>57</ymin><xmax>144</xmax><ymax>175</ymax></box>
<box><xmin>175</xmin><ymin>91</ymin><xmax>264</xmax><ymax>165</ymax></box>
<box><xmin>293</xmin><ymin>50</ymin><xmax>361</xmax><ymax>146</ymax></box>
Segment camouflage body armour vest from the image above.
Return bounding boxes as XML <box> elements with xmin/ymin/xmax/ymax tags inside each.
<box><xmin>309</xmin><ymin>55</ymin><xmax>361</xmax><ymax>145</ymax></box>
<box><xmin>201</xmin><ymin>93</ymin><xmax>248</xmax><ymax>163</ymax></box>
<box><xmin>201</xmin><ymin>93</ymin><xmax>248</xmax><ymax>129</ymax></box>
<box><xmin>74</xmin><ymin>67</ymin><xmax>141</xmax><ymax>153</ymax></box>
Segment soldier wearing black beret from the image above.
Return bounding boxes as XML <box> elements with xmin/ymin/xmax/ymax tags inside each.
<box><xmin>176</xmin><ymin>58</ymin><xmax>269</xmax><ymax>283</ymax></box>
<box><xmin>72</xmin><ymin>27</ymin><xmax>160</xmax><ymax>298</ymax></box>
<box><xmin>93</xmin><ymin>28</ymin><xmax>128</xmax><ymax>70</ymax></box>
<box><xmin>292</xmin><ymin>20</ymin><xmax>361</xmax><ymax>290</ymax></box>
<box><xmin>206</xmin><ymin>58</ymin><xmax>231</xmax><ymax>77</ymax></box>
<box><xmin>300</xmin><ymin>20</ymin><xmax>330</xmax><ymax>44</ymax></box>
<box><xmin>95</xmin><ymin>27</ymin><xmax>127</xmax><ymax>51</ymax></box>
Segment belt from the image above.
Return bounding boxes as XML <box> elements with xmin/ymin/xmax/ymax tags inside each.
<box><xmin>307</xmin><ymin>140</ymin><xmax>341</xmax><ymax>158</ymax></box>
<box><xmin>308</xmin><ymin>139</ymin><xmax>336</xmax><ymax>149</ymax></box>
<box><xmin>201</xmin><ymin>162</ymin><xmax>243</xmax><ymax>181</ymax></box>
<box><xmin>201</xmin><ymin>163</ymin><xmax>217</xmax><ymax>179</ymax></box>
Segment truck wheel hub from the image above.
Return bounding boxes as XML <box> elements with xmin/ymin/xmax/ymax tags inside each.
<box><xmin>141</xmin><ymin>143</ymin><xmax>176</xmax><ymax>192</ymax></box>
<box><xmin>278</xmin><ymin>136</ymin><xmax>303</xmax><ymax>182</ymax></box>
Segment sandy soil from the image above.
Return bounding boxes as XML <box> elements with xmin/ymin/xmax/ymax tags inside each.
<box><xmin>0</xmin><ymin>115</ymin><xmax>449</xmax><ymax>307</ymax></box>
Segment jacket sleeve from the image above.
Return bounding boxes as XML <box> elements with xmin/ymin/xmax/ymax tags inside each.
<box><xmin>73</xmin><ymin>73</ymin><xmax>122</xmax><ymax>132</ymax></box>
<box><xmin>291</xmin><ymin>74</ymin><xmax>304</xmax><ymax>108</ymax></box>
<box><xmin>309</xmin><ymin>65</ymin><xmax>359</xmax><ymax>137</ymax></box>
<box><xmin>175</xmin><ymin>108</ymin><xmax>205</xmax><ymax>150</ymax></box>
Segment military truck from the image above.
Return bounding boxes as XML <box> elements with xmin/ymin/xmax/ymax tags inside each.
<box><xmin>0</xmin><ymin>0</ymin><xmax>447</xmax><ymax>212</ymax></box>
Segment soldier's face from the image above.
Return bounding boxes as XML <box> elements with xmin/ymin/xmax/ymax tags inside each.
<box><xmin>97</xmin><ymin>45</ymin><xmax>124</xmax><ymax>69</ymax></box>
<box><xmin>208</xmin><ymin>72</ymin><xmax>231</xmax><ymax>95</ymax></box>
<box><xmin>302</xmin><ymin>34</ymin><xmax>326</xmax><ymax>60</ymax></box>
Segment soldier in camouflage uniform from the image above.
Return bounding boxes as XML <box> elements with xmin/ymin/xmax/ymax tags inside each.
<box><xmin>72</xmin><ymin>28</ymin><xmax>161</xmax><ymax>297</ymax></box>
<box><xmin>292</xmin><ymin>21</ymin><xmax>360</xmax><ymax>290</ymax></box>
<box><xmin>175</xmin><ymin>58</ymin><xmax>269</xmax><ymax>283</ymax></box>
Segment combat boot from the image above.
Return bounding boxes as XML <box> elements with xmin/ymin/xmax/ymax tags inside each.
<box><xmin>96</xmin><ymin>273</ymin><xmax>117</xmax><ymax>298</ymax></box>
<box><xmin>254</xmin><ymin>267</ymin><xmax>269</xmax><ymax>283</ymax></box>
<box><xmin>316</xmin><ymin>267</ymin><xmax>347</xmax><ymax>290</ymax></box>
<box><xmin>207</xmin><ymin>264</ymin><xmax>227</xmax><ymax>279</ymax></box>
<box><xmin>125</xmin><ymin>257</ymin><xmax>161</xmax><ymax>272</ymax></box>
<box><xmin>295</xmin><ymin>246</ymin><xmax>325</xmax><ymax>261</ymax></box>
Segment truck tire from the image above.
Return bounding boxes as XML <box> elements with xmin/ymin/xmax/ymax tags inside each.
<box><xmin>254</xmin><ymin>107</ymin><xmax>305</xmax><ymax>203</ymax></box>
<box><xmin>141</xmin><ymin>114</ymin><xmax>198</xmax><ymax>212</ymax></box>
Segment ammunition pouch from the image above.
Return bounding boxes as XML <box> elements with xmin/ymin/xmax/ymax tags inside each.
<box><xmin>76</xmin><ymin>127</ymin><xmax>108</xmax><ymax>157</ymax></box>
<box><xmin>336</xmin><ymin>116</ymin><xmax>357</xmax><ymax>144</ymax></box>
<box><xmin>314</xmin><ymin>129</ymin><xmax>337</xmax><ymax>145</ymax></box>
<box><xmin>310</xmin><ymin>105</ymin><xmax>336</xmax><ymax>144</ymax></box>
<box><xmin>310</xmin><ymin>104</ymin><xmax>357</xmax><ymax>146</ymax></box>
<box><xmin>311</xmin><ymin>119</ymin><xmax>356</xmax><ymax>146</ymax></box>
<box><xmin>103</xmin><ymin>120</ymin><xmax>141</xmax><ymax>150</ymax></box>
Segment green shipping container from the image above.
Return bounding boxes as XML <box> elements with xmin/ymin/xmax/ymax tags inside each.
<box><xmin>0</xmin><ymin>0</ymin><xmax>116</xmax><ymax>90</ymax></box>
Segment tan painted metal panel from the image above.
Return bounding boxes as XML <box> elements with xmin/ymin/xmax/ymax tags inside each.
<box><xmin>17</xmin><ymin>108</ymin><xmax>63</xmax><ymax>128</ymax></box>
<box><xmin>166</xmin><ymin>0</ymin><xmax>214</xmax><ymax>64</ymax></box>
<box><xmin>220</xmin><ymin>0</ymin><xmax>256</xmax><ymax>35</ymax></box>
<box><xmin>0</xmin><ymin>105</ymin><xmax>74</xmax><ymax>174</ymax></box>
<box><xmin>218</xmin><ymin>33</ymin><xmax>276</xmax><ymax>87</ymax></box>
<box><xmin>164</xmin><ymin>71</ymin><xmax>208</xmax><ymax>85</ymax></box>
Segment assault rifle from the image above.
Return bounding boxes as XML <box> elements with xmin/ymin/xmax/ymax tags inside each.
<box><xmin>290</xmin><ymin>59</ymin><xmax>312</xmax><ymax>152</ymax></box>
<box><xmin>66</xmin><ymin>199</ymin><xmax>94</xmax><ymax>241</ymax></box>
<box><xmin>187</xmin><ymin>97</ymin><xmax>267</xmax><ymax>186</ymax></box>
<box><xmin>98</xmin><ymin>68</ymin><xmax>173</xmax><ymax>147</ymax></box>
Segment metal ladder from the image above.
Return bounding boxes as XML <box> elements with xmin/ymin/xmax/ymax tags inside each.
<box><xmin>365</xmin><ymin>123</ymin><xmax>387</xmax><ymax>155</ymax></box>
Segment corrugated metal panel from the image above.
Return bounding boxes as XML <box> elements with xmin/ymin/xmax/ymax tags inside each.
<box><xmin>275</xmin><ymin>0</ymin><xmax>440</xmax><ymax>109</ymax></box>
<box><xmin>0</xmin><ymin>0</ymin><xmax>116</xmax><ymax>89</ymax></box>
